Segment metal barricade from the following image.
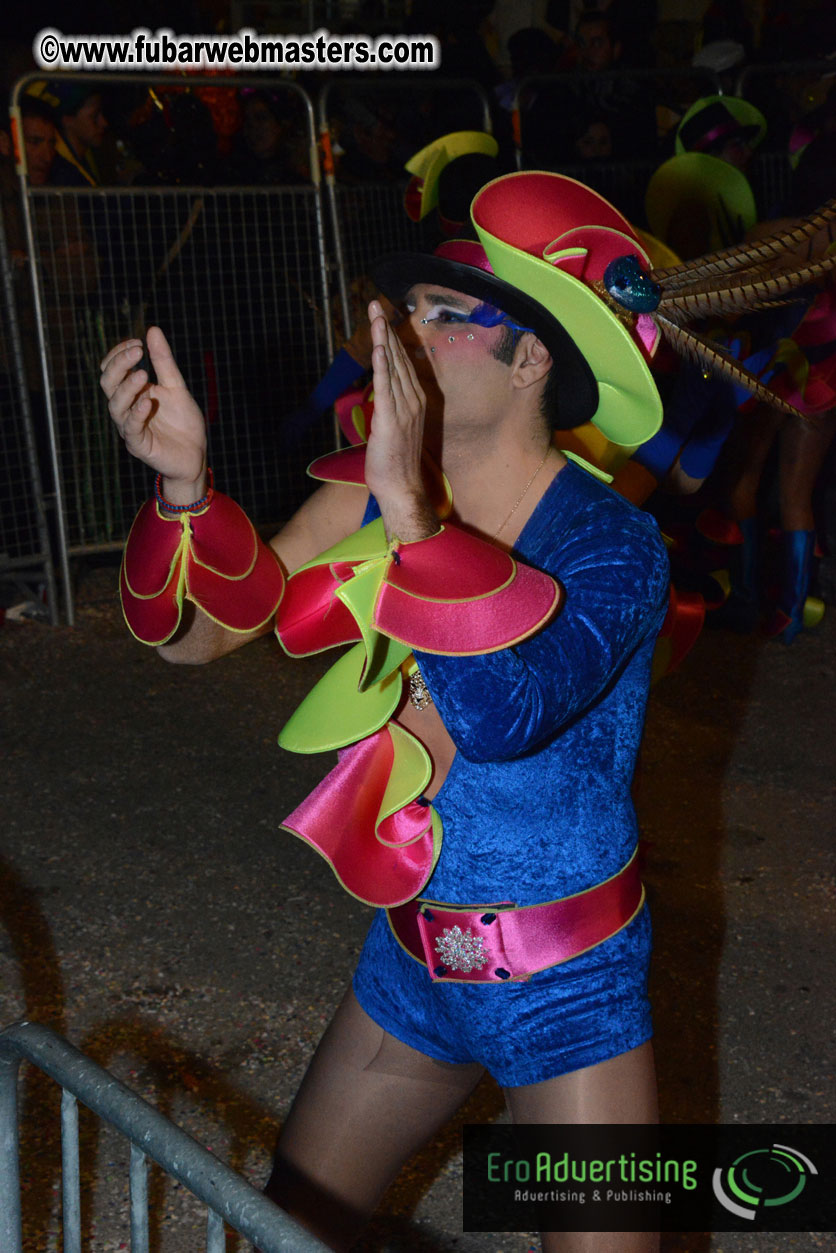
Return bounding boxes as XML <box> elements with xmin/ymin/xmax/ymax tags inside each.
<box><xmin>317</xmin><ymin>77</ymin><xmax>492</xmax><ymax>339</ymax></box>
<box><xmin>748</xmin><ymin>150</ymin><xmax>795</xmax><ymax>218</ymax></box>
<box><xmin>0</xmin><ymin>1019</ymin><xmax>328</xmax><ymax>1252</ymax></box>
<box><xmin>0</xmin><ymin>190</ymin><xmax>59</xmax><ymax>622</ymax></box>
<box><xmin>327</xmin><ymin>179</ymin><xmax>440</xmax><ymax>342</ymax></box>
<box><xmin>11</xmin><ymin>74</ymin><xmax>334</xmax><ymax>625</ymax></box>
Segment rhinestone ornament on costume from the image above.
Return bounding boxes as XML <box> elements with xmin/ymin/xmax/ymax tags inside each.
<box><xmin>409</xmin><ymin>669</ymin><xmax>433</xmax><ymax>710</ymax></box>
<box><xmin>433</xmin><ymin>925</ymin><xmax>488</xmax><ymax>972</ymax></box>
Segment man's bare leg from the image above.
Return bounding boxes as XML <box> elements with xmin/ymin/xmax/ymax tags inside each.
<box><xmin>504</xmin><ymin>1041</ymin><xmax>659</xmax><ymax>1253</ymax></box>
<box><xmin>264</xmin><ymin>985</ymin><xmax>484</xmax><ymax>1250</ymax></box>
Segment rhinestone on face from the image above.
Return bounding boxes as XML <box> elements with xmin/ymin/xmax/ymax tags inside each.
<box><xmin>433</xmin><ymin>925</ymin><xmax>488</xmax><ymax>973</ymax></box>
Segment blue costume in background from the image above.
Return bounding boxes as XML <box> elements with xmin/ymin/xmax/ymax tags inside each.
<box><xmin>353</xmin><ymin>461</ymin><xmax>670</xmax><ymax>1086</ymax></box>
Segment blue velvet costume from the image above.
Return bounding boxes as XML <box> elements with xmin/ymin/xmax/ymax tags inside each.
<box><xmin>352</xmin><ymin>461</ymin><xmax>670</xmax><ymax>1086</ymax></box>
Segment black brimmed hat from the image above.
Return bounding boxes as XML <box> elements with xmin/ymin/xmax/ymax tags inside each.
<box><xmin>373</xmin><ymin>172</ymin><xmax>664</xmax><ymax>445</ymax></box>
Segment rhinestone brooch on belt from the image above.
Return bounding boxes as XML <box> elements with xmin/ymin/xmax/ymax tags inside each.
<box><xmin>434</xmin><ymin>925</ymin><xmax>488</xmax><ymax>973</ymax></box>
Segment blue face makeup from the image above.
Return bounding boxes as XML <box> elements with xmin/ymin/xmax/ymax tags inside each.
<box><xmin>411</xmin><ymin>297</ymin><xmax>533</xmax><ymax>338</ymax></box>
<box><xmin>419</xmin><ymin>310</ymin><xmax>469</xmax><ymax>325</ymax></box>
<box><xmin>468</xmin><ymin>301</ymin><xmax>533</xmax><ymax>338</ymax></box>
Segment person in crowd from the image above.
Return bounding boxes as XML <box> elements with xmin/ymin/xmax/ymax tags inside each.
<box><xmin>2</xmin><ymin>93</ymin><xmax>57</xmax><ymax>186</ymax></box>
<box><xmin>330</xmin><ymin>92</ymin><xmax>404</xmax><ymax>184</ymax></box>
<box><xmin>545</xmin><ymin>0</ymin><xmax>657</xmax><ymax>67</ymax></box>
<box><xmin>569</xmin><ymin>10</ymin><xmax>658</xmax><ymax>158</ymax></box>
<box><xmin>0</xmin><ymin>93</ymin><xmax>98</xmax><ymax>398</ymax></box>
<box><xmin>0</xmin><ymin>92</ymin><xmax>61</xmax><ymax>557</ymax></box>
<box><xmin>645</xmin><ymin>94</ymin><xmax>766</xmax><ymax>259</ymax></box>
<box><xmin>25</xmin><ymin>80</ymin><xmax>109</xmax><ymax>187</ymax></box>
<box><xmin>0</xmin><ymin>91</ymin><xmax>98</xmax><ymax>558</ymax></box>
<box><xmin>407</xmin><ymin>0</ymin><xmax>501</xmax><ymax>89</ymax></box>
<box><xmin>573</xmin><ymin>111</ymin><xmax>614</xmax><ymax>160</ymax></box>
<box><xmin>574</xmin><ymin>7</ymin><xmax>622</xmax><ymax>72</ymax></box>
<box><xmin>493</xmin><ymin>24</ymin><xmax>563</xmax><ymax>116</ymax></box>
<box><xmin>225</xmin><ymin>88</ymin><xmax>309</xmax><ymax>186</ymax></box>
<box><xmin>696</xmin><ymin>145</ymin><xmax>836</xmax><ymax>643</ymax></box>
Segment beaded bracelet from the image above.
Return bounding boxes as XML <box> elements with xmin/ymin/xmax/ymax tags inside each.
<box><xmin>154</xmin><ymin>468</ymin><xmax>214</xmax><ymax>514</ymax></box>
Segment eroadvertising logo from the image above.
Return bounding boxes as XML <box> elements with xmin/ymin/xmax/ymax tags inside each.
<box><xmin>462</xmin><ymin>1124</ymin><xmax>836</xmax><ymax>1233</ymax></box>
<box><xmin>712</xmin><ymin>1142</ymin><xmax>817</xmax><ymax>1220</ymax></box>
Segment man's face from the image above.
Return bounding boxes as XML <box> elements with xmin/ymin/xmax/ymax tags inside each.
<box><xmin>22</xmin><ymin>116</ymin><xmax>57</xmax><ymax>185</ymax></box>
<box><xmin>398</xmin><ymin>283</ymin><xmax>519</xmax><ymax>427</ymax></box>
<box><xmin>64</xmin><ymin>94</ymin><xmax>108</xmax><ymax>151</ymax></box>
<box><xmin>244</xmin><ymin>98</ymin><xmax>285</xmax><ymax>159</ymax></box>
<box><xmin>354</xmin><ymin>115</ymin><xmax>397</xmax><ymax>164</ymax></box>
<box><xmin>716</xmin><ymin>133</ymin><xmax>754</xmax><ymax>170</ymax></box>
<box><xmin>576</xmin><ymin>21</ymin><xmax>620</xmax><ymax>72</ymax></box>
<box><xmin>576</xmin><ymin>120</ymin><xmax>613</xmax><ymax>160</ymax></box>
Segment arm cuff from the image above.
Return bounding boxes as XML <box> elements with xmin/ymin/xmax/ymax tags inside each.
<box><xmin>121</xmin><ymin>494</ymin><xmax>285</xmax><ymax>645</ymax></box>
<box><xmin>275</xmin><ymin>516</ymin><xmax>560</xmax><ymax>670</ymax></box>
<box><xmin>375</xmin><ymin>524</ymin><xmax>561</xmax><ymax>654</ymax></box>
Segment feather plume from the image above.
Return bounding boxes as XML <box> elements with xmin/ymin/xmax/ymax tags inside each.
<box><xmin>657</xmin><ymin>253</ymin><xmax>836</xmax><ymax>322</ymax></box>
<box><xmin>652</xmin><ymin>199</ymin><xmax>836</xmax><ymax>290</ymax></box>
<box><xmin>655</xmin><ymin>315</ymin><xmax>807</xmax><ymax>420</ymax></box>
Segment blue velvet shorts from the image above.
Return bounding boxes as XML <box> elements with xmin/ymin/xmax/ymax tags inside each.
<box><xmin>352</xmin><ymin>904</ymin><xmax>652</xmax><ymax>1088</ymax></box>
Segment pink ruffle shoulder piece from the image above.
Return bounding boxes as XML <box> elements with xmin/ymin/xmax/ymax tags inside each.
<box><xmin>120</xmin><ymin>494</ymin><xmax>285</xmax><ymax>645</ymax></box>
<box><xmin>307</xmin><ymin>444</ymin><xmax>454</xmax><ymax>521</ymax></box>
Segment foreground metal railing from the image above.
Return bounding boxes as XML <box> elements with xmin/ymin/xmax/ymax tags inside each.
<box><xmin>0</xmin><ymin>1019</ymin><xmax>328</xmax><ymax>1252</ymax></box>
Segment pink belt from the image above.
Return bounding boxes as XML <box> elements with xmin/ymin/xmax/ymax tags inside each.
<box><xmin>386</xmin><ymin>848</ymin><xmax>644</xmax><ymax>983</ymax></box>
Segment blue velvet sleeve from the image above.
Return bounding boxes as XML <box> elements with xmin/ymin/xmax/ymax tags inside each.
<box><xmin>410</xmin><ymin>470</ymin><xmax>670</xmax><ymax>764</ymax></box>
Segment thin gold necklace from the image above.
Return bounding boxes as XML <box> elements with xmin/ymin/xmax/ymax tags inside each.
<box><xmin>492</xmin><ymin>445</ymin><xmax>552</xmax><ymax>540</ymax></box>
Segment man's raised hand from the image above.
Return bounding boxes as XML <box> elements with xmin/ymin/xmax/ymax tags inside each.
<box><xmin>364</xmin><ymin>299</ymin><xmax>435</xmax><ymax>541</ymax></box>
<box><xmin>100</xmin><ymin>326</ymin><xmax>207</xmax><ymax>504</ymax></box>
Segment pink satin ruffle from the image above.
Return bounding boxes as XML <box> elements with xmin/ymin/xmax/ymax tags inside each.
<box><xmin>274</xmin><ymin>459</ymin><xmax>561</xmax><ymax>908</ymax></box>
<box><xmin>276</xmin><ymin>563</ymin><xmax>361</xmax><ymax>656</ymax></box>
<box><xmin>281</xmin><ymin>726</ymin><xmax>439</xmax><ymax>907</ymax></box>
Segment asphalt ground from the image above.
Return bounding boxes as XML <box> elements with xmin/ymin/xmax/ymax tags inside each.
<box><xmin>1</xmin><ymin>559</ymin><xmax>834</xmax><ymax>1252</ymax></box>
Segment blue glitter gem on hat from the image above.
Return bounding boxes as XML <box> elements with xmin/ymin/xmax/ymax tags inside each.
<box><xmin>604</xmin><ymin>255</ymin><xmax>661</xmax><ymax>314</ymax></box>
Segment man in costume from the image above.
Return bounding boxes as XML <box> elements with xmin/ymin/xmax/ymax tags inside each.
<box><xmin>102</xmin><ymin>173</ymin><xmax>703</xmax><ymax>1252</ymax></box>
<box><xmin>645</xmin><ymin>95</ymin><xmax>767</xmax><ymax>260</ymax></box>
